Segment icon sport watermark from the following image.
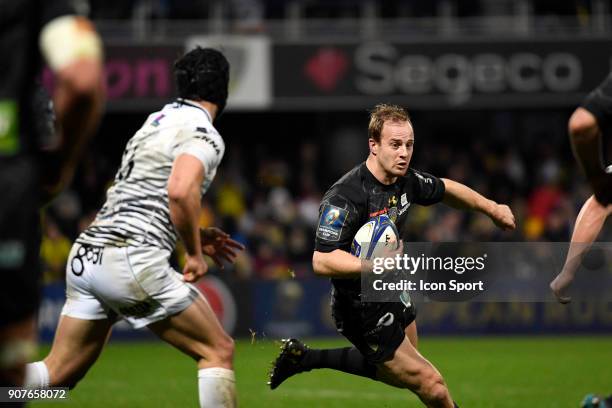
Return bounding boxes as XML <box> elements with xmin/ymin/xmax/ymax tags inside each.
<box><xmin>360</xmin><ymin>242</ymin><xmax>612</xmax><ymax>303</ymax></box>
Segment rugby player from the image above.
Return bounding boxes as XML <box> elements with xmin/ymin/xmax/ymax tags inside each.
<box><xmin>567</xmin><ymin>73</ymin><xmax>612</xmax><ymax>206</ymax></box>
<box><xmin>0</xmin><ymin>2</ymin><xmax>104</xmax><ymax>394</ymax></box>
<box><xmin>24</xmin><ymin>47</ymin><xmax>244</xmax><ymax>408</ymax></box>
<box><xmin>269</xmin><ymin>104</ymin><xmax>515</xmax><ymax>408</ymax></box>
<box><xmin>550</xmin><ymin>73</ymin><xmax>612</xmax><ymax>302</ymax></box>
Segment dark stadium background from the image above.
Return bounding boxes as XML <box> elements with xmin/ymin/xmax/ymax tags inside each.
<box><xmin>33</xmin><ymin>1</ymin><xmax>612</xmax><ymax>406</ymax></box>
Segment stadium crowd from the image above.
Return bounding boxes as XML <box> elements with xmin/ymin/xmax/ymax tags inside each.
<box><xmin>83</xmin><ymin>0</ymin><xmax>603</xmax><ymax>36</ymax></box>
<box><xmin>39</xmin><ymin>109</ymin><xmax>607</xmax><ymax>284</ymax></box>
<box><xmin>86</xmin><ymin>0</ymin><xmax>598</xmax><ymax>20</ymax></box>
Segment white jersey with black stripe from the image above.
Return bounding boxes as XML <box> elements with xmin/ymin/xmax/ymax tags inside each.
<box><xmin>77</xmin><ymin>100</ymin><xmax>224</xmax><ymax>252</ymax></box>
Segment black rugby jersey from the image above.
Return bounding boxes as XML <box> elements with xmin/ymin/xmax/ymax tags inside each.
<box><xmin>0</xmin><ymin>0</ymin><xmax>74</xmax><ymax>157</ymax></box>
<box><xmin>314</xmin><ymin>162</ymin><xmax>445</xmax><ymax>297</ymax></box>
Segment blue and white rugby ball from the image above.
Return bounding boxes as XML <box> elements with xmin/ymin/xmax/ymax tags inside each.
<box><xmin>350</xmin><ymin>214</ymin><xmax>399</xmax><ymax>260</ymax></box>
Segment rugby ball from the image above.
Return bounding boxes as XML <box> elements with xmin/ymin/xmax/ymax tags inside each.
<box><xmin>350</xmin><ymin>214</ymin><xmax>399</xmax><ymax>260</ymax></box>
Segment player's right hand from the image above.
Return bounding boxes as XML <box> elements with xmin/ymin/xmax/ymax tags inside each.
<box><xmin>387</xmin><ymin>239</ymin><xmax>404</xmax><ymax>259</ymax></box>
<box><xmin>490</xmin><ymin>204</ymin><xmax>516</xmax><ymax>230</ymax></box>
<box><xmin>182</xmin><ymin>254</ymin><xmax>208</xmax><ymax>282</ymax></box>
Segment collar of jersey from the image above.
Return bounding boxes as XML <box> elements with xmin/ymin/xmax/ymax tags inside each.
<box><xmin>175</xmin><ymin>98</ymin><xmax>213</xmax><ymax>123</ymax></box>
<box><xmin>361</xmin><ymin>162</ymin><xmax>398</xmax><ymax>190</ymax></box>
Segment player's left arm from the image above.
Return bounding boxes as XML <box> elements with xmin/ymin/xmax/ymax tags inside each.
<box><xmin>168</xmin><ymin>154</ymin><xmax>207</xmax><ymax>282</ymax></box>
<box><xmin>441</xmin><ymin>178</ymin><xmax>516</xmax><ymax>230</ymax></box>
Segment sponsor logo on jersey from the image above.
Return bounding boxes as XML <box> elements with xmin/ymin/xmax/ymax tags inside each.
<box><xmin>415</xmin><ymin>172</ymin><xmax>433</xmax><ymax>184</ymax></box>
<box><xmin>324</xmin><ymin>208</ymin><xmax>341</xmax><ymax>225</ymax></box>
<box><xmin>377</xmin><ymin>312</ymin><xmax>395</xmax><ymax>327</ymax></box>
<box><xmin>365</xmin><ymin>313</ymin><xmax>396</xmax><ymax>353</ymax></box>
<box><xmin>151</xmin><ymin>113</ymin><xmax>165</xmax><ymax>127</ymax></box>
<box><xmin>195</xmin><ymin>127</ymin><xmax>221</xmax><ymax>155</ymax></box>
<box><xmin>398</xmin><ymin>201</ymin><xmax>411</xmax><ymax>216</ymax></box>
<box><xmin>317</xmin><ymin>204</ymin><xmax>348</xmax><ymax>241</ymax></box>
<box><xmin>369</xmin><ymin>207</ymin><xmax>388</xmax><ymax>217</ymax></box>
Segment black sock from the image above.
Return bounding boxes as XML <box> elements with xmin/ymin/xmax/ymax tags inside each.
<box><xmin>300</xmin><ymin>347</ymin><xmax>377</xmax><ymax>379</ymax></box>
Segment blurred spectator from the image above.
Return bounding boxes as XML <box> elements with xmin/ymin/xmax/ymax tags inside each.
<box><xmin>216</xmin><ymin>180</ymin><xmax>247</xmax><ymax>221</ymax></box>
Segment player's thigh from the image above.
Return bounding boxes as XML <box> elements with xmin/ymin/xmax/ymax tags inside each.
<box><xmin>405</xmin><ymin>321</ymin><xmax>418</xmax><ymax>349</ymax></box>
<box><xmin>44</xmin><ymin>316</ymin><xmax>113</xmax><ymax>386</ymax></box>
<box><xmin>376</xmin><ymin>335</ymin><xmax>442</xmax><ymax>391</ymax></box>
<box><xmin>147</xmin><ymin>293</ymin><xmax>233</xmax><ymax>368</ymax></box>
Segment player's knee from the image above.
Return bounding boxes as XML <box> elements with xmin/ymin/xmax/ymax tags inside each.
<box><xmin>220</xmin><ymin>336</ymin><xmax>235</xmax><ymax>361</ymax></box>
<box><xmin>212</xmin><ymin>335</ymin><xmax>234</xmax><ymax>364</ymax></box>
<box><xmin>569</xmin><ymin>109</ymin><xmax>598</xmax><ymax>139</ymax></box>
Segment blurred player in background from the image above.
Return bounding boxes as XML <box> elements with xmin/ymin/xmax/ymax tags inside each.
<box><xmin>547</xmin><ymin>71</ymin><xmax>612</xmax><ymax>407</ymax></box>
<box><xmin>24</xmin><ymin>47</ymin><xmax>244</xmax><ymax>408</ymax></box>
<box><xmin>550</xmin><ymin>73</ymin><xmax>612</xmax><ymax>303</ymax></box>
<box><xmin>0</xmin><ymin>1</ymin><xmax>104</xmax><ymax>394</ymax></box>
<box><xmin>269</xmin><ymin>104</ymin><xmax>515</xmax><ymax>408</ymax></box>
<box><xmin>567</xmin><ymin>73</ymin><xmax>612</xmax><ymax>206</ymax></box>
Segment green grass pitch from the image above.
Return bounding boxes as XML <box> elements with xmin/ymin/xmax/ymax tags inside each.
<box><xmin>31</xmin><ymin>336</ymin><xmax>612</xmax><ymax>407</ymax></box>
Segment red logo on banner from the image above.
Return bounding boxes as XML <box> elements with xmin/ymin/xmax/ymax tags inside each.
<box><xmin>305</xmin><ymin>48</ymin><xmax>348</xmax><ymax>92</ymax></box>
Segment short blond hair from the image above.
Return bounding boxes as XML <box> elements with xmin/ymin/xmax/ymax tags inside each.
<box><xmin>368</xmin><ymin>104</ymin><xmax>411</xmax><ymax>143</ymax></box>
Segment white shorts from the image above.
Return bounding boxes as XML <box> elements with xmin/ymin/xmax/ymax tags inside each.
<box><xmin>61</xmin><ymin>243</ymin><xmax>200</xmax><ymax>329</ymax></box>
